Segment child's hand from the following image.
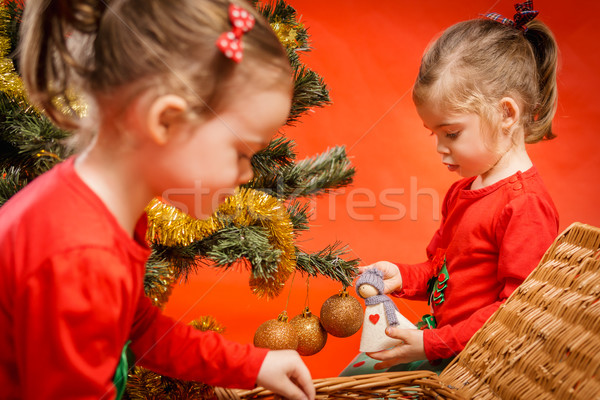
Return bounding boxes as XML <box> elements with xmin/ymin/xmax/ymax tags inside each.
<box><xmin>256</xmin><ymin>350</ymin><xmax>315</xmax><ymax>400</ymax></box>
<box><xmin>366</xmin><ymin>328</ymin><xmax>426</xmax><ymax>370</ymax></box>
<box><xmin>358</xmin><ymin>261</ymin><xmax>402</xmax><ymax>294</ymax></box>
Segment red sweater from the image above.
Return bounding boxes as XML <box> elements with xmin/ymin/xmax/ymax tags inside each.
<box><xmin>0</xmin><ymin>158</ymin><xmax>268</xmax><ymax>399</ymax></box>
<box><xmin>393</xmin><ymin>167</ymin><xmax>558</xmax><ymax>361</ymax></box>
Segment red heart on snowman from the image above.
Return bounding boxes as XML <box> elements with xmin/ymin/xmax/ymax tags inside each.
<box><xmin>369</xmin><ymin>314</ymin><xmax>380</xmax><ymax>324</ymax></box>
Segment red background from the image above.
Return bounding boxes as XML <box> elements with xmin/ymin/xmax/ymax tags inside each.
<box><xmin>163</xmin><ymin>0</ymin><xmax>600</xmax><ymax>379</ymax></box>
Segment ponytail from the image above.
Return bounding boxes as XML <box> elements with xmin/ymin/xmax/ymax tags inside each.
<box><xmin>523</xmin><ymin>20</ymin><xmax>558</xmax><ymax>143</ymax></box>
<box><xmin>19</xmin><ymin>0</ymin><xmax>105</xmax><ymax>130</ymax></box>
<box><xmin>20</xmin><ymin>0</ymin><xmax>290</xmax><ymax>134</ymax></box>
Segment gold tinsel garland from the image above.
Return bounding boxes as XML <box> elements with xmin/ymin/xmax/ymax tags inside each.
<box><xmin>0</xmin><ymin>5</ymin><xmax>25</xmax><ymax>101</ymax></box>
<box><xmin>270</xmin><ymin>18</ymin><xmax>300</xmax><ymax>50</ymax></box>
<box><xmin>125</xmin><ymin>316</ymin><xmax>225</xmax><ymax>400</ymax></box>
<box><xmin>189</xmin><ymin>315</ymin><xmax>225</xmax><ymax>334</ymax></box>
<box><xmin>0</xmin><ymin>4</ymin><xmax>86</xmax><ymax>116</ymax></box>
<box><xmin>146</xmin><ymin>188</ymin><xmax>296</xmax><ymax>298</ymax></box>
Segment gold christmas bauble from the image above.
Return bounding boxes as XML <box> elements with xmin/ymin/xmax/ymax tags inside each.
<box><xmin>290</xmin><ymin>307</ymin><xmax>328</xmax><ymax>356</ymax></box>
<box><xmin>320</xmin><ymin>289</ymin><xmax>363</xmax><ymax>338</ymax></box>
<box><xmin>253</xmin><ymin>311</ymin><xmax>298</xmax><ymax>350</ymax></box>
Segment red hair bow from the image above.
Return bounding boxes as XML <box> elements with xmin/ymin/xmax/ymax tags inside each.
<box><xmin>484</xmin><ymin>0</ymin><xmax>539</xmax><ymax>32</ymax></box>
<box><xmin>216</xmin><ymin>4</ymin><xmax>255</xmax><ymax>63</ymax></box>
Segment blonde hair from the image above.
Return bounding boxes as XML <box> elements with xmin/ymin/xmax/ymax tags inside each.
<box><xmin>413</xmin><ymin>18</ymin><xmax>558</xmax><ymax>144</ymax></box>
<box><xmin>19</xmin><ymin>0</ymin><xmax>291</xmax><ymax>131</ymax></box>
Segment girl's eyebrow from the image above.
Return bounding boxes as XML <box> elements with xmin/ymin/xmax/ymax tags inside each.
<box><xmin>424</xmin><ymin>121</ymin><xmax>461</xmax><ymax>130</ymax></box>
<box><xmin>435</xmin><ymin>122</ymin><xmax>461</xmax><ymax>129</ymax></box>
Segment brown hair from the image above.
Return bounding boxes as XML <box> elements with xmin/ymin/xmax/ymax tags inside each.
<box><xmin>19</xmin><ymin>0</ymin><xmax>291</xmax><ymax>130</ymax></box>
<box><xmin>413</xmin><ymin>18</ymin><xmax>558</xmax><ymax>144</ymax></box>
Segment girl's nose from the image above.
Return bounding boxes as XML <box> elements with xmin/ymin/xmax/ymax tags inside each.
<box><xmin>436</xmin><ymin>138</ymin><xmax>450</xmax><ymax>155</ymax></box>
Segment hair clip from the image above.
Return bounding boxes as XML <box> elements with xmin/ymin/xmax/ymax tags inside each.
<box><xmin>216</xmin><ymin>4</ymin><xmax>255</xmax><ymax>63</ymax></box>
<box><xmin>483</xmin><ymin>0</ymin><xmax>539</xmax><ymax>33</ymax></box>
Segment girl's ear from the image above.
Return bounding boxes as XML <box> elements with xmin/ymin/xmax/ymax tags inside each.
<box><xmin>147</xmin><ymin>95</ymin><xmax>189</xmax><ymax>145</ymax></box>
<box><xmin>499</xmin><ymin>97</ymin><xmax>520</xmax><ymax>134</ymax></box>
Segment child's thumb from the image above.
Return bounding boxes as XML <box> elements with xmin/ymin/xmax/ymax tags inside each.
<box><xmin>385</xmin><ymin>326</ymin><xmax>406</xmax><ymax>339</ymax></box>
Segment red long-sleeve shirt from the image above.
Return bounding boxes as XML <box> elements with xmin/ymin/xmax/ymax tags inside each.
<box><xmin>0</xmin><ymin>158</ymin><xmax>268</xmax><ymax>399</ymax></box>
<box><xmin>393</xmin><ymin>167</ymin><xmax>558</xmax><ymax>361</ymax></box>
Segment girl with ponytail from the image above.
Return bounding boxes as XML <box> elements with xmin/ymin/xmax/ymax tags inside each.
<box><xmin>343</xmin><ymin>1</ymin><xmax>560</xmax><ymax>376</ymax></box>
<box><xmin>0</xmin><ymin>0</ymin><xmax>315</xmax><ymax>399</ymax></box>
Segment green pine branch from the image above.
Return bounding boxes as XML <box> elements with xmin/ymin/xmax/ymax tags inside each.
<box><xmin>286</xmin><ymin>199</ymin><xmax>311</xmax><ymax>231</ymax></box>
<box><xmin>149</xmin><ymin>242</ymin><xmax>199</xmax><ymax>282</ymax></box>
<box><xmin>149</xmin><ymin>226</ymin><xmax>282</xmax><ymax>283</ymax></box>
<box><xmin>254</xmin><ymin>0</ymin><xmax>310</xmax><ymax>50</ymax></box>
<box><xmin>202</xmin><ymin>226</ymin><xmax>282</xmax><ymax>281</ymax></box>
<box><xmin>288</xmin><ymin>55</ymin><xmax>331</xmax><ymax>125</ymax></box>
<box><xmin>255</xmin><ymin>0</ymin><xmax>330</xmax><ymax>124</ymax></box>
<box><xmin>0</xmin><ymin>92</ymin><xmax>71</xmax><ymax>177</ymax></box>
<box><xmin>245</xmin><ymin>145</ymin><xmax>354</xmax><ymax>198</ymax></box>
<box><xmin>249</xmin><ymin>136</ymin><xmax>296</xmax><ymax>177</ymax></box>
<box><xmin>291</xmin><ymin>145</ymin><xmax>354</xmax><ymax>196</ymax></box>
<box><xmin>149</xmin><ymin>225</ymin><xmax>359</xmax><ymax>290</ymax></box>
<box><xmin>296</xmin><ymin>243</ymin><xmax>359</xmax><ymax>287</ymax></box>
<box><xmin>0</xmin><ymin>166</ymin><xmax>27</xmax><ymax>206</ymax></box>
<box><xmin>143</xmin><ymin>254</ymin><xmax>177</xmax><ymax>307</ymax></box>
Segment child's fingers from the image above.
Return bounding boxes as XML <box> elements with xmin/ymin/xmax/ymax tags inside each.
<box><xmin>275</xmin><ymin>378</ymin><xmax>311</xmax><ymax>400</ymax></box>
<box><xmin>373</xmin><ymin>358</ymin><xmax>402</xmax><ymax>370</ymax></box>
<box><xmin>366</xmin><ymin>340</ymin><xmax>410</xmax><ymax>370</ymax></box>
<box><xmin>365</xmin><ymin>347</ymin><xmax>399</xmax><ymax>361</ymax></box>
<box><xmin>265</xmin><ymin>370</ymin><xmax>312</xmax><ymax>400</ymax></box>
<box><xmin>356</xmin><ymin>265</ymin><xmax>373</xmax><ymax>274</ymax></box>
<box><xmin>291</xmin><ymin>365</ymin><xmax>316</xmax><ymax>400</ymax></box>
<box><xmin>257</xmin><ymin>351</ymin><xmax>315</xmax><ymax>400</ymax></box>
<box><xmin>365</xmin><ymin>327</ymin><xmax>411</xmax><ymax>361</ymax></box>
<box><xmin>385</xmin><ymin>326</ymin><xmax>409</xmax><ymax>340</ymax></box>
<box><xmin>357</xmin><ymin>262</ymin><xmax>395</xmax><ymax>276</ymax></box>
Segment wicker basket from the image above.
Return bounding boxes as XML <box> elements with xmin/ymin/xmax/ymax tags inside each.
<box><xmin>216</xmin><ymin>222</ymin><xmax>600</xmax><ymax>399</ymax></box>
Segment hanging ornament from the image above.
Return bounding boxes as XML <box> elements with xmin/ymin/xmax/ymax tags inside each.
<box><xmin>320</xmin><ymin>288</ymin><xmax>363</xmax><ymax>338</ymax></box>
<box><xmin>290</xmin><ymin>307</ymin><xmax>327</xmax><ymax>356</ymax></box>
<box><xmin>253</xmin><ymin>311</ymin><xmax>298</xmax><ymax>350</ymax></box>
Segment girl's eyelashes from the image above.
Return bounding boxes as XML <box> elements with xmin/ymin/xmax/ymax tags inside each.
<box><xmin>428</xmin><ymin>130</ymin><xmax>460</xmax><ymax>139</ymax></box>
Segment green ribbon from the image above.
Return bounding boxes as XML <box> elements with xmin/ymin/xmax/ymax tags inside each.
<box><xmin>113</xmin><ymin>340</ymin><xmax>134</xmax><ymax>400</ymax></box>
<box><xmin>427</xmin><ymin>257</ymin><xmax>449</xmax><ymax>307</ymax></box>
<box><xmin>417</xmin><ymin>314</ymin><xmax>437</xmax><ymax>330</ymax></box>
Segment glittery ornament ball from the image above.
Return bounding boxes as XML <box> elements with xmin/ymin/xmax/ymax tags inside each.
<box><xmin>254</xmin><ymin>315</ymin><xmax>298</xmax><ymax>350</ymax></box>
<box><xmin>320</xmin><ymin>291</ymin><xmax>363</xmax><ymax>338</ymax></box>
<box><xmin>290</xmin><ymin>309</ymin><xmax>328</xmax><ymax>356</ymax></box>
